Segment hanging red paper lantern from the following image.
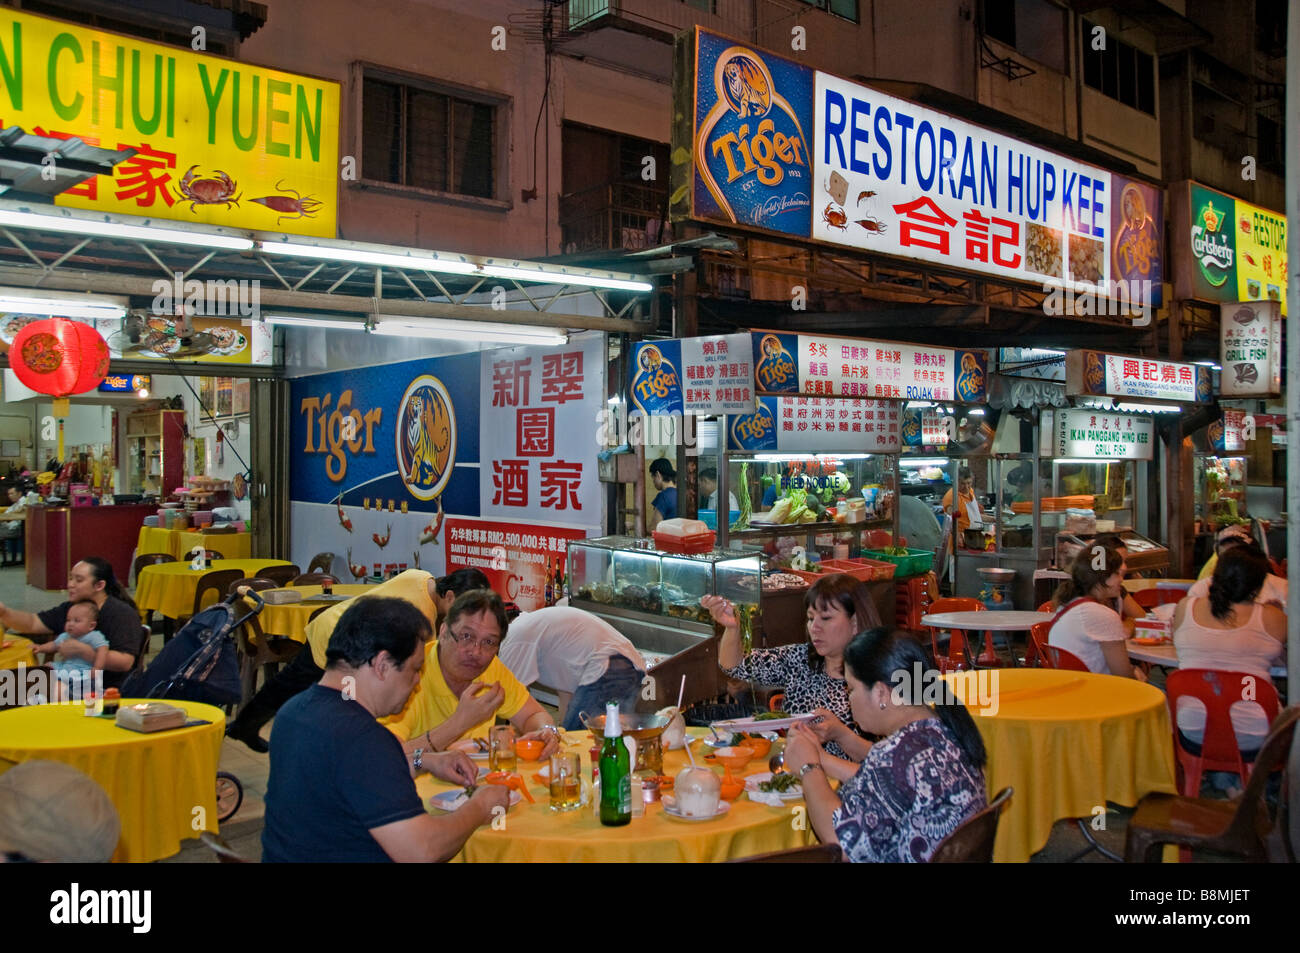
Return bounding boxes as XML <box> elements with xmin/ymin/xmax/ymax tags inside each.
<box><xmin>9</xmin><ymin>318</ymin><xmax>111</xmax><ymax>401</ymax></box>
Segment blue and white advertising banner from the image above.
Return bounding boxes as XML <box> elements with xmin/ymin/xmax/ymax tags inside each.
<box><xmin>729</xmin><ymin>395</ymin><xmax>901</xmax><ymax>452</ymax></box>
<box><xmin>630</xmin><ymin>333</ymin><xmax>754</xmax><ymax>416</ymax></box>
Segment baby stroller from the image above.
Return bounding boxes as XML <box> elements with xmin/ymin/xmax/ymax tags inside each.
<box><xmin>121</xmin><ymin>587</ymin><xmax>266</xmax><ymax>823</ymax></box>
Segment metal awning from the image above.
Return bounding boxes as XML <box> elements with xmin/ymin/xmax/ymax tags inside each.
<box><xmin>0</xmin><ymin>200</ymin><xmax>656</xmax><ymax>334</ymax></box>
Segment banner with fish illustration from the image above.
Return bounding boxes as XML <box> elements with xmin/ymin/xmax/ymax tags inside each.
<box><xmin>0</xmin><ymin>8</ymin><xmax>338</xmax><ymax>237</ymax></box>
<box><xmin>1219</xmin><ymin>300</ymin><xmax>1281</xmax><ymax>397</ymax></box>
<box><xmin>1178</xmin><ymin>182</ymin><xmax>1287</xmax><ymax>316</ymax></box>
<box><xmin>750</xmin><ymin>331</ymin><xmax>988</xmax><ymax>403</ymax></box>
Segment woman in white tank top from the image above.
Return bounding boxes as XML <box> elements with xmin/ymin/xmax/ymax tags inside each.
<box><xmin>1171</xmin><ymin>548</ymin><xmax>1287</xmax><ymax>750</ymax></box>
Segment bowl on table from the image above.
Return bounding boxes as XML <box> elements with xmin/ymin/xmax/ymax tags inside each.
<box><xmin>709</xmin><ymin>746</ymin><xmax>756</xmax><ymax>779</ymax></box>
<box><xmin>516</xmin><ymin>738</ymin><xmax>544</xmax><ymax>761</ymax></box>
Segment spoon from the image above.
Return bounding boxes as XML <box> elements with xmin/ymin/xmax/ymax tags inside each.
<box><xmin>768</xmin><ymin>749</ymin><xmax>786</xmax><ymax>775</ymax></box>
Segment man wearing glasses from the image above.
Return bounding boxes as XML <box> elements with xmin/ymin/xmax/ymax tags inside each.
<box><xmin>386</xmin><ymin>589</ymin><xmax>562</xmax><ymax>764</ymax></box>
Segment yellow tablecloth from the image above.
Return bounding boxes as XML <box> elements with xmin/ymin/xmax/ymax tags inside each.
<box><xmin>946</xmin><ymin>668</ymin><xmax>1177</xmax><ymax>863</ymax></box>
<box><xmin>419</xmin><ymin>729</ymin><xmax>814</xmax><ymax>863</ymax></box>
<box><xmin>0</xmin><ymin>699</ymin><xmax>225</xmax><ymax>862</ymax></box>
<box><xmin>136</xmin><ymin>526</ymin><xmax>252</xmax><ymax>563</ymax></box>
<box><xmin>135</xmin><ymin>559</ymin><xmax>295</xmax><ymax>619</ymax></box>
<box><xmin>0</xmin><ymin>636</ymin><xmax>36</xmax><ymax>671</ymax></box>
<box><xmin>254</xmin><ymin>584</ymin><xmax>375</xmax><ymax>642</ymax></box>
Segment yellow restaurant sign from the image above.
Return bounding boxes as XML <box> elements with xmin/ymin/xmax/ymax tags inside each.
<box><xmin>0</xmin><ymin>9</ymin><xmax>338</xmax><ymax>237</ymax></box>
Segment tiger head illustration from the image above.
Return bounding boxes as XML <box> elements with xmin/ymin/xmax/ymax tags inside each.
<box><xmin>723</xmin><ymin>55</ymin><xmax>771</xmax><ymax>119</ymax></box>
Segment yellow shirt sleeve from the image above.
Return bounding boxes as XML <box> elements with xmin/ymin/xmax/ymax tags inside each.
<box><xmin>380</xmin><ymin>647</ymin><xmax>534</xmax><ymax>742</ymax></box>
<box><xmin>306</xmin><ymin>569</ymin><xmax>437</xmax><ymax>668</ymax></box>
<box><xmin>1196</xmin><ymin>552</ymin><xmax>1218</xmax><ymax>582</ymax></box>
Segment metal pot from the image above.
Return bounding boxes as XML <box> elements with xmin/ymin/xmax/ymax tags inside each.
<box><xmin>580</xmin><ymin>711</ymin><xmax>671</xmax><ymax>776</ymax></box>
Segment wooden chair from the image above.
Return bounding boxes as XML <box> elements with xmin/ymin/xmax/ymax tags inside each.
<box><xmin>307</xmin><ymin>552</ymin><xmax>336</xmax><ymax>575</ymax></box>
<box><xmin>730</xmin><ymin>842</ymin><xmax>843</xmax><ymax>863</ymax></box>
<box><xmin>258</xmin><ymin>564</ymin><xmax>300</xmax><ymax>588</ymax></box>
<box><xmin>199</xmin><ymin>831</ymin><xmax>250</xmax><ymax>863</ymax></box>
<box><xmin>925</xmin><ymin>597</ymin><xmax>983</xmax><ymax>670</ymax></box>
<box><xmin>1040</xmin><ymin>643</ymin><xmax>1089</xmax><ymax>672</ymax></box>
<box><xmin>133</xmin><ymin>551</ymin><xmax>175</xmax><ymax>585</ymax></box>
<box><xmin>1125</xmin><ymin>705</ymin><xmax>1300</xmax><ymax>862</ymax></box>
<box><xmin>133</xmin><ymin>625</ymin><xmax>152</xmax><ymax>674</ymax></box>
<box><xmin>929</xmin><ymin>786</ymin><xmax>1013</xmax><ymax>862</ymax></box>
<box><xmin>289</xmin><ymin>572</ymin><xmax>339</xmax><ymax>587</ymax></box>
<box><xmin>192</xmin><ymin>569</ymin><xmax>245</xmax><ymax>617</ymax></box>
<box><xmin>1165</xmin><ymin>669</ymin><xmax>1281</xmax><ymax>797</ymax></box>
<box><xmin>235</xmin><ymin>592</ymin><xmax>304</xmax><ymax>707</ymax></box>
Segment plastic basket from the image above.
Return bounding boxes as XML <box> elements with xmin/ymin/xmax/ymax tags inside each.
<box><xmin>861</xmin><ymin>548</ymin><xmax>935</xmax><ymax>578</ymax></box>
<box><xmin>817</xmin><ymin>558</ymin><xmax>897</xmax><ymax>582</ymax></box>
<box><xmin>696</xmin><ymin>509</ymin><xmax>741</xmax><ymax>530</ymax></box>
<box><xmin>652</xmin><ymin>530</ymin><xmax>716</xmax><ymax>554</ymax></box>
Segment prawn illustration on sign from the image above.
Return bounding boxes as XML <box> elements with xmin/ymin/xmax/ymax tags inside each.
<box><xmin>396</xmin><ymin>376</ymin><xmax>457</xmax><ymax>501</ymax></box>
<box><xmin>753</xmin><ymin>333</ymin><xmax>797</xmax><ymax>393</ymax></box>
<box><xmin>630</xmin><ymin>343</ymin><xmax>684</xmax><ymax>416</ymax></box>
<box><xmin>692</xmin><ymin>31</ymin><xmax>813</xmax><ymax>234</ymax></box>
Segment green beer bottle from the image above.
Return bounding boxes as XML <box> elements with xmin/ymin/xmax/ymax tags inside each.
<box><xmin>599</xmin><ymin>701</ymin><xmax>631</xmax><ymax>826</ymax></box>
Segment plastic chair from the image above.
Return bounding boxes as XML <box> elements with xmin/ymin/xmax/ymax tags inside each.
<box><xmin>1040</xmin><ymin>643</ymin><xmax>1089</xmax><ymax>672</ymax></box>
<box><xmin>929</xmin><ymin>787</ymin><xmax>1013</xmax><ymax>862</ymax></box>
<box><xmin>1125</xmin><ymin>705</ymin><xmax>1299</xmax><ymax>863</ymax></box>
<box><xmin>133</xmin><ymin>625</ymin><xmax>152</xmax><ymax>674</ymax></box>
<box><xmin>1036</xmin><ymin>601</ymin><xmax>1054</xmax><ymax>614</ymax></box>
<box><xmin>199</xmin><ymin>831</ymin><xmax>250</xmax><ymax>864</ymax></box>
<box><xmin>1164</xmin><ymin>669</ymin><xmax>1281</xmax><ymax>797</ymax></box>
<box><xmin>307</xmin><ymin>552</ymin><xmax>336</xmax><ymax>575</ymax></box>
<box><xmin>1021</xmin><ymin>622</ymin><xmax>1050</xmax><ymax>668</ymax></box>
<box><xmin>258</xmin><ymin>564</ymin><xmax>300</xmax><ymax>587</ymax></box>
<box><xmin>925</xmin><ymin>597</ymin><xmax>983</xmax><ymax>670</ymax></box>
<box><xmin>289</xmin><ymin>572</ymin><xmax>339</xmax><ymax>587</ymax></box>
<box><xmin>730</xmin><ymin>842</ymin><xmax>843</xmax><ymax>863</ymax></box>
<box><xmin>192</xmin><ymin>569</ymin><xmax>245</xmax><ymax>617</ymax></box>
<box><xmin>768</xmin><ymin>693</ymin><xmax>786</xmax><ymax>712</ymax></box>
<box><xmin>1132</xmin><ymin>589</ymin><xmax>1162</xmax><ymax>610</ymax></box>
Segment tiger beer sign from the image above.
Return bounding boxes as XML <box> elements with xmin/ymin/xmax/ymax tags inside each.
<box><xmin>0</xmin><ymin>8</ymin><xmax>338</xmax><ymax>237</ymax></box>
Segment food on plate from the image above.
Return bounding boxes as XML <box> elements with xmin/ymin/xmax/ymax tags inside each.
<box><xmin>758</xmin><ymin>773</ymin><xmax>801</xmax><ymax>794</ymax></box>
<box><xmin>763</xmin><ymin>572</ymin><xmax>808</xmax><ymax>591</ymax></box>
<box><xmin>1025</xmin><ymin>223</ymin><xmax>1062</xmax><ymax>278</ymax></box>
<box><xmin>209</xmin><ymin>326</ymin><xmax>241</xmax><ymax>350</ymax></box>
<box><xmin>754</xmin><ymin>710</ymin><xmax>788</xmax><ymax>721</ymax></box>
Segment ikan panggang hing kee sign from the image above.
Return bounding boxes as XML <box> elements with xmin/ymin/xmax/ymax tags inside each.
<box><xmin>0</xmin><ymin>9</ymin><xmax>339</xmax><ymax>237</ymax></box>
<box><xmin>1054</xmin><ymin>409</ymin><xmax>1154</xmax><ymax>461</ymax></box>
<box><xmin>1065</xmin><ymin>350</ymin><xmax>1212</xmax><ymax>405</ymax></box>
<box><xmin>676</xmin><ymin>28</ymin><xmax>1162</xmax><ymax>304</ymax></box>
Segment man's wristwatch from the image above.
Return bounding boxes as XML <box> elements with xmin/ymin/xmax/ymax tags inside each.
<box><xmin>412</xmin><ymin>748</ymin><xmax>424</xmax><ymax>772</ymax></box>
<box><xmin>538</xmin><ymin>724</ymin><xmax>560</xmax><ymax>739</ymax></box>
<box><xmin>799</xmin><ymin>762</ymin><xmax>823</xmax><ymax>779</ymax></box>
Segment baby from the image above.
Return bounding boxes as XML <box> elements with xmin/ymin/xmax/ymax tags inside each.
<box><xmin>33</xmin><ymin>601</ymin><xmax>109</xmax><ymax>701</ymax></box>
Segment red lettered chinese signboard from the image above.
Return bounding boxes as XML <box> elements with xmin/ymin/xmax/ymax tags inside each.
<box><xmin>445</xmin><ymin>519</ymin><xmax>589</xmax><ymax>611</ymax></box>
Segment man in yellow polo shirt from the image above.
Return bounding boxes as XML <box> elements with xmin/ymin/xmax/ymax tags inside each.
<box><xmin>386</xmin><ymin>589</ymin><xmax>561</xmax><ymax>766</ymax></box>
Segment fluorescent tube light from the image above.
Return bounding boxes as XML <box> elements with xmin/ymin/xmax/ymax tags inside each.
<box><xmin>258</xmin><ymin>241</ymin><xmax>479</xmax><ymax>275</ymax></box>
<box><xmin>749</xmin><ymin>453</ymin><xmax>874</xmax><ymax>462</ymax></box>
<box><xmin>0</xmin><ymin>290</ymin><xmax>126</xmax><ymax>319</ymax></box>
<box><xmin>899</xmin><ymin>458</ymin><xmax>951</xmax><ymax>467</ymax></box>
<box><xmin>262</xmin><ymin>314</ymin><xmax>368</xmax><ymax>331</ymax></box>
<box><xmin>0</xmin><ymin>209</ymin><xmax>253</xmax><ymax>250</ymax></box>
<box><xmin>373</xmin><ymin>318</ymin><xmax>567</xmax><ymax>346</ymax></box>
<box><xmin>479</xmin><ymin>263</ymin><xmax>653</xmax><ymax>293</ymax></box>
<box><xmin>967</xmin><ymin>408</ymin><xmax>986</xmax><ymax>415</ymax></box>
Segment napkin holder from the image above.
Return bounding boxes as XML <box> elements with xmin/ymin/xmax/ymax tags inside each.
<box><xmin>261</xmin><ymin>589</ymin><xmax>304</xmax><ymax>605</ymax></box>
<box><xmin>116</xmin><ymin>702</ymin><xmax>187</xmax><ymax>733</ymax></box>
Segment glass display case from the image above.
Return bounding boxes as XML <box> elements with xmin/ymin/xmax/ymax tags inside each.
<box><xmin>567</xmin><ymin>536</ymin><xmax>763</xmax><ymax>624</ymax></box>
<box><xmin>1194</xmin><ymin>455</ymin><xmax>1248</xmax><ymax>534</ymax></box>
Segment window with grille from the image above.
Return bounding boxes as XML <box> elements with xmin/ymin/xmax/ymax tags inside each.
<box><xmin>793</xmin><ymin>0</ymin><xmax>859</xmax><ymax>25</ymax></box>
<box><xmin>982</xmin><ymin>0</ymin><xmax>1067</xmax><ymax>73</ymax></box>
<box><xmin>362</xmin><ymin>75</ymin><xmax>498</xmax><ymax>200</ymax></box>
<box><xmin>1082</xmin><ymin>20</ymin><xmax>1155</xmax><ymax>115</ymax></box>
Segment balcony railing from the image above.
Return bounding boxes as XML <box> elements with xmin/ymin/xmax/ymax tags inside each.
<box><xmin>558</xmin><ymin>181</ymin><xmax>672</xmax><ymax>254</ymax></box>
<box><xmin>564</xmin><ymin>0</ymin><xmax>759</xmax><ymax>40</ymax></box>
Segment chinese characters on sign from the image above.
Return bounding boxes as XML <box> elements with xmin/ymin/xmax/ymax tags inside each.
<box><xmin>1066</xmin><ymin>350</ymin><xmax>1210</xmax><ymax>404</ymax></box>
<box><xmin>792</xmin><ymin>334</ymin><xmax>985</xmax><ymax>402</ymax></box>
<box><xmin>1054</xmin><ymin>409</ymin><xmax>1154</xmax><ymax>461</ymax></box>
<box><xmin>480</xmin><ymin>334</ymin><xmax>603</xmax><ymax>528</ymax></box>
<box><xmin>1219</xmin><ymin>301</ymin><xmax>1282</xmax><ymax>397</ymax></box>
<box><xmin>444</xmin><ymin>519</ymin><xmax>587</xmax><ymax>612</ymax></box>
<box><xmin>680</xmin><ymin>334</ymin><xmax>755</xmax><ymax>413</ymax></box>
<box><xmin>728</xmin><ymin>395</ymin><xmax>901</xmax><ymax>452</ymax></box>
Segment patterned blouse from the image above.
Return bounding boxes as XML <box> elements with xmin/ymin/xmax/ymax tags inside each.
<box><xmin>722</xmin><ymin>643</ymin><xmax>861</xmax><ymax>759</ymax></box>
<box><xmin>831</xmin><ymin>716</ymin><xmax>986</xmax><ymax>862</ymax></box>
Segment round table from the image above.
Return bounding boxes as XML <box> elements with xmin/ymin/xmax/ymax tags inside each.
<box><xmin>0</xmin><ymin>699</ymin><xmax>226</xmax><ymax>862</ymax></box>
<box><xmin>418</xmin><ymin>729</ymin><xmax>814</xmax><ymax>863</ymax></box>
<box><xmin>1123</xmin><ymin>579</ymin><xmax>1195</xmax><ymax>593</ymax></box>
<box><xmin>921</xmin><ymin>611</ymin><xmax>1053</xmax><ymax>667</ymax></box>
<box><xmin>136</xmin><ymin>559</ymin><xmax>295</xmax><ymax>619</ymax></box>
<box><xmin>136</xmin><ymin>526</ymin><xmax>252</xmax><ymax>564</ymax></box>
<box><xmin>945</xmin><ymin>668</ymin><xmax>1176</xmax><ymax>862</ymax></box>
<box><xmin>0</xmin><ymin>635</ymin><xmax>36</xmax><ymax>671</ymax></box>
<box><xmin>1126</xmin><ymin>639</ymin><xmax>1286</xmax><ymax>680</ymax></box>
<box><xmin>254</xmin><ymin>584</ymin><xmax>375</xmax><ymax>642</ymax></box>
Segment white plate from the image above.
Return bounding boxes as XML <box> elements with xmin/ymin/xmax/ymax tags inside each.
<box><xmin>429</xmin><ymin>788</ymin><xmax>522</xmax><ymax>812</ymax></box>
<box><xmin>744</xmin><ymin>772</ymin><xmax>804</xmax><ymax>801</ymax></box>
<box><xmin>702</xmin><ymin>729</ymin><xmax>777</xmax><ymax>749</ymax></box>
<box><xmin>660</xmin><ymin>794</ymin><xmax>731</xmax><ymax>822</ymax></box>
<box><xmin>711</xmin><ymin>714</ymin><xmax>817</xmax><ymax>733</ymax></box>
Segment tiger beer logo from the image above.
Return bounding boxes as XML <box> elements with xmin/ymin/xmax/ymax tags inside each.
<box><xmin>631</xmin><ymin>344</ymin><xmax>684</xmax><ymax>415</ymax></box>
<box><xmin>755</xmin><ymin>334</ymin><xmax>796</xmax><ymax>392</ymax></box>
<box><xmin>955</xmin><ymin>352</ymin><xmax>986</xmax><ymax>403</ymax></box>
<box><xmin>901</xmin><ymin>410</ymin><xmax>922</xmax><ymax>446</ymax></box>
<box><xmin>729</xmin><ymin>400</ymin><xmax>775</xmax><ymax>450</ymax></box>
<box><xmin>396</xmin><ymin>376</ymin><xmax>456</xmax><ymax>500</ymax></box>
<box><xmin>1195</xmin><ymin>366</ymin><xmax>1212</xmax><ymax>403</ymax></box>
<box><xmin>1084</xmin><ymin>351</ymin><xmax>1105</xmax><ymax>394</ymax></box>
<box><xmin>695</xmin><ymin>37</ymin><xmax>810</xmax><ymax>227</ymax></box>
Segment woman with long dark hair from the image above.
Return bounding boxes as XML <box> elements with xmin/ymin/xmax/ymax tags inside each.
<box><xmin>1047</xmin><ymin>545</ymin><xmax>1141</xmax><ymax>677</ymax></box>
<box><xmin>0</xmin><ymin>557</ymin><xmax>141</xmax><ymax>688</ymax></box>
<box><xmin>1172</xmin><ymin>547</ymin><xmax>1286</xmax><ymax>751</ymax></box>
<box><xmin>703</xmin><ymin>573</ymin><xmax>882</xmax><ymax>759</ymax></box>
<box><xmin>784</xmin><ymin>629</ymin><xmax>987</xmax><ymax>862</ymax></box>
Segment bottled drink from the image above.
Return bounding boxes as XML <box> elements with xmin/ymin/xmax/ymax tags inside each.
<box><xmin>599</xmin><ymin>701</ymin><xmax>631</xmax><ymax>826</ymax></box>
<box><xmin>544</xmin><ymin>558</ymin><xmax>554</xmax><ymax>607</ymax></box>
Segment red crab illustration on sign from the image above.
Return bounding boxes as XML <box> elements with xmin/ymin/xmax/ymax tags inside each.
<box><xmin>175</xmin><ymin>166</ymin><xmax>241</xmax><ymax>211</ymax></box>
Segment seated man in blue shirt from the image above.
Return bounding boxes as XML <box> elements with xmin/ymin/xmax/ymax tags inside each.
<box><xmin>262</xmin><ymin>596</ymin><xmax>509</xmax><ymax>863</ymax></box>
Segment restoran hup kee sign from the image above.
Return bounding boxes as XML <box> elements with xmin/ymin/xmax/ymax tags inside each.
<box><xmin>678</xmin><ymin>28</ymin><xmax>1152</xmax><ymax>298</ymax></box>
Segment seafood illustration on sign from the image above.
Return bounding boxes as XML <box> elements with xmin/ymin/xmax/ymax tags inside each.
<box><xmin>373</xmin><ymin>524</ymin><xmax>392</xmax><ymax>549</ymax></box>
<box><xmin>337</xmin><ymin>499</ymin><xmax>353</xmax><ymax>533</ymax></box>
<box><xmin>419</xmin><ymin>498</ymin><xmax>445</xmax><ymax>545</ymax></box>
<box><xmin>856</xmin><ymin>190</ymin><xmax>877</xmax><ymax>205</ymax></box>
<box><xmin>822</xmin><ymin>203</ymin><xmax>848</xmax><ymax>231</ymax></box>
<box><xmin>250</xmin><ymin>181</ymin><xmax>324</xmax><ymax>225</ymax></box>
<box><xmin>346</xmin><ymin>548</ymin><xmax>367</xmax><ymax>581</ymax></box>
<box><xmin>855</xmin><ymin>217</ymin><xmax>887</xmax><ymax>233</ymax></box>
<box><xmin>176</xmin><ymin>166</ymin><xmax>241</xmax><ymax>211</ymax></box>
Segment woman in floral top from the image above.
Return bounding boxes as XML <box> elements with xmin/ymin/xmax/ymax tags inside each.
<box><xmin>784</xmin><ymin>629</ymin><xmax>987</xmax><ymax>862</ymax></box>
<box><xmin>702</xmin><ymin>573</ymin><xmax>880</xmax><ymax>760</ymax></box>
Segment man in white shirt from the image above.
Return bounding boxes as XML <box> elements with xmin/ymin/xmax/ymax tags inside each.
<box><xmin>699</xmin><ymin>467</ymin><xmax>738</xmax><ymax>512</ymax></box>
<box><xmin>499</xmin><ymin>606</ymin><xmax>647</xmax><ymax>730</ymax></box>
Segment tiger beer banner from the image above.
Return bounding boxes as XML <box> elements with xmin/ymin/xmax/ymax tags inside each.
<box><xmin>0</xmin><ymin>8</ymin><xmax>338</xmax><ymax>237</ymax></box>
<box><xmin>628</xmin><ymin>333</ymin><xmax>754</xmax><ymax>417</ymax></box>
